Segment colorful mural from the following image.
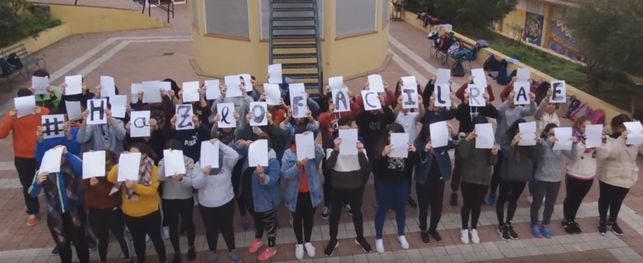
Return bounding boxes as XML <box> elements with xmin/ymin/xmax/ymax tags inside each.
<box><xmin>548</xmin><ymin>19</ymin><xmax>582</xmax><ymax>60</ymax></box>
<box><xmin>523</xmin><ymin>12</ymin><xmax>544</xmax><ymax>45</ymax></box>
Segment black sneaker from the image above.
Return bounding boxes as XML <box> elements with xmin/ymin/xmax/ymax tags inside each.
<box><xmin>569</xmin><ymin>221</ymin><xmax>582</xmax><ymax>234</ymax></box>
<box><xmin>598</xmin><ymin>222</ymin><xmax>607</xmax><ymax>235</ymax></box>
<box><xmin>420</xmin><ymin>230</ymin><xmax>430</xmax><ymax>243</ymax></box>
<box><xmin>610</xmin><ymin>222</ymin><xmax>624</xmax><ymax>236</ymax></box>
<box><xmin>88</xmin><ymin>237</ymin><xmax>97</xmax><ymax>250</ymax></box>
<box><xmin>51</xmin><ymin>245</ymin><xmax>59</xmax><ymax>255</ymax></box>
<box><xmin>449</xmin><ymin>193</ymin><xmax>458</xmax><ymax>207</ymax></box>
<box><xmin>172</xmin><ymin>253</ymin><xmax>181</xmax><ymax>263</ymax></box>
<box><xmin>324</xmin><ymin>239</ymin><xmax>339</xmax><ymax>256</ymax></box>
<box><xmin>498</xmin><ymin>225</ymin><xmax>511</xmax><ymax>240</ymax></box>
<box><xmin>428</xmin><ymin>229</ymin><xmax>442</xmax><ymax>242</ymax></box>
<box><xmin>354</xmin><ymin>237</ymin><xmax>372</xmax><ymax>253</ymax></box>
<box><xmin>506</xmin><ymin>223</ymin><xmax>519</xmax><ymax>239</ymax></box>
<box><xmin>187</xmin><ymin>247</ymin><xmax>196</xmax><ymax>260</ymax></box>
<box><xmin>562</xmin><ymin>220</ymin><xmax>574</xmax><ymax>234</ymax></box>
<box><xmin>407</xmin><ymin>197</ymin><xmax>417</xmax><ymax>208</ymax></box>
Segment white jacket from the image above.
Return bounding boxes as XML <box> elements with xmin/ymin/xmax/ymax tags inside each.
<box><xmin>597</xmin><ymin>137</ymin><xmax>643</xmax><ymax>189</ymax></box>
<box><xmin>566</xmin><ymin>142</ymin><xmax>597</xmax><ymax>180</ymax></box>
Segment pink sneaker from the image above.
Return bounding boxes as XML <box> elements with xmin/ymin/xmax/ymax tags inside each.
<box><xmin>257</xmin><ymin>247</ymin><xmax>276</xmax><ymax>262</ymax></box>
<box><xmin>26</xmin><ymin>215</ymin><xmax>38</xmax><ymax>227</ymax></box>
<box><xmin>248</xmin><ymin>238</ymin><xmax>263</xmax><ymax>254</ymax></box>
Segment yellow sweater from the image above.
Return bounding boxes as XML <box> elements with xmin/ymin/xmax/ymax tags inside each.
<box><xmin>107</xmin><ymin>164</ymin><xmax>161</xmax><ymax>217</ymax></box>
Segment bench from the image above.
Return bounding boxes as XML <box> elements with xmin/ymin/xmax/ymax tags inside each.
<box><xmin>0</xmin><ymin>43</ymin><xmax>46</xmax><ymax>87</ymax></box>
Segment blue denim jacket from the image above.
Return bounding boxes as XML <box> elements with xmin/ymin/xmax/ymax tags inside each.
<box><xmin>251</xmin><ymin>154</ymin><xmax>282</xmax><ymax>213</ymax></box>
<box><xmin>281</xmin><ymin>145</ymin><xmax>325</xmax><ymax>212</ymax></box>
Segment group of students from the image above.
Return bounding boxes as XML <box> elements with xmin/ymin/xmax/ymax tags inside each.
<box><xmin>0</xmin><ymin>68</ymin><xmax>642</xmax><ymax>263</ymax></box>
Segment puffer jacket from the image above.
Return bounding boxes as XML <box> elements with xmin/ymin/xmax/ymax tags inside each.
<box><xmin>597</xmin><ymin>137</ymin><xmax>643</xmax><ymax>189</ymax></box>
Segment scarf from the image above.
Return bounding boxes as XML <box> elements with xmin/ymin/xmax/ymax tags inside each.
<box><xmin>127</xmin><ymin>155</ymin><xmax>154</xmax><ymax>200</ymax></box>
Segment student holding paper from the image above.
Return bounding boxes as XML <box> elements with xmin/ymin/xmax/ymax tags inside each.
<box><xmin>125</xmin><ymin>116</ymin><xmax>166</xmax><ymax>164</ymax></box>
<box><xmin>496</xmin><ymin>119</ymin><xmax>536</xmax><ymax>240</ymax></box>
<box><xmin>596</xmin><ymin>114</ymin><xmax>643</xmax><ymax>236</ymax></box>
<box><xmin>28</xmin><ymin>145</ymin><xmax>89</xmax><ymax>263</ymax></box>
<box><xmin>106</xmin><ymin>143</ymin><xmax>166</xmax><ymax>263</ymax></box>
<box><xmin>158</xmin><ymin>140</ymin><xmax>197</xmax><ymax>262</ymax></box>
<box><xmin>530</xmin><ymin>124</ymin><xmax>577</xmax><ymax>238</ymax></box>
<box><xmin>281</xmin><ymin>135</ymin><xmax>325</xmax><ymax>260</ymax></box>
<box><xmin>456</xmin><ymin>116</ymin><xmax>498</xmax><ymax>244</ymax></box>
<box><xmin>562</xmin><ymin>116</ymin><xmax>598</xmax><ymax>234</ymax></box>
<box><xmin>77</xmin><ymin>107</ymin><xmax>127</xmax><ymax>155</ymax></box>
<box><xmin>355</xmin><ymin>98</ymin><xmax>395</xmax><ymax>159</ymax></box>
<box><xmin>192</xmin><ymin>138</ymin><xmax>242</xmax><ymax>263</ymax></box>
<box><xmin>372</xmin><ymin>123</ymin><xmax>417</xmax><ymax>253</ymax></box>
<box><xmin>82</xmin><ymin>150</ymin><xmax>131</xmax><ymax>263</ymax></box>
<box><xmin>392</xmin><ymin>94</ymin><xmax>425</xmax><ymax>208</ymax></box>
<box><xmin>0</xmin><ymin>88</ymin><xmax>49</xmax><ymax>226</ymax></box>
<box><xmin>169</xmin><ymin>112</ymin><xmax>211</xmax><ymax>161</ymax></box>
<box><xmin>31</xmin><ymin>69</ymin><xmax>62</xmax><ymax>110</ymax></box>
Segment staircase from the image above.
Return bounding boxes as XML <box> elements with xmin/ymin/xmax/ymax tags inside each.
<box><xmin>269</xmin><ymin>0</ymin><xmax>323</xmax><ymax>98</ymax></box>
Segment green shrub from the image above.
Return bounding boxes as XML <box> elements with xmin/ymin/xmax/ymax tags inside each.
<box><xmin>0</xmin><ymin>1</ymin><xmax>61</xmax><ymax>48</ymax></box>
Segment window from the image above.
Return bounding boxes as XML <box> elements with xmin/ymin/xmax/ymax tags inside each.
<box><xmin>336</xmin><ymin>0</ymin><xmax>377</xmax><ymax>37</ymax></box>
<box><xmin>204</xmin><ymin>0</ymin><xmax>249</xmax><ymax>38</ymax></box>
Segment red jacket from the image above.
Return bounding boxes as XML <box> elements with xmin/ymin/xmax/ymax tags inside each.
<box><xmin>0</xmin><ymin>107</ymin><xmax>49</xmax><ymax>158</ymax></box>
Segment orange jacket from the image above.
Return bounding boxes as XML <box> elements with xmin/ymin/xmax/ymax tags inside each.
<box><xmin>0</xmin><ymin>107</ymin><xmax>49</xmax><ymax>158</ymax></box>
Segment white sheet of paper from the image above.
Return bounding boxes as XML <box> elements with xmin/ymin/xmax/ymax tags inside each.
<box><xmin>553</xmin><ymin>127</ymin><xmax>573</xmax><ymax>151</ymax></box>
<box><xmin>471</xmin><ymin>68</ymin><xmax>487</xmax><ymax>88</ymax></box>
<box><xmin>65</xmin><ymin>75</ymin><xmax>82</xmax><ymax>95</ymax></box>
<box><xmin>584</xmin><ymin>124</ymin><xmax>603</xmax><ymax>149</ymax></box>
<box><xmin>401</xmin><ymin>76</ymin><xmax>417</xmax><ymax>89</ymax></box>
<box><xmin>289</xmin><ymin>83</ymin><xmax>308</xmax><ymax>118</ymax></box>
<box><xmin>181</xmin><ymin>81</ymin><xmax>200</xmax><ymax>103</ymax></box>
<box><xmin>361</xmin><ymin>90</ymin><xmax>382</xmax><ymax>111</ymax></box>
<box><xmin>160</xmin><ymin>81</ymin><xmax>171</xmax><ymax>91</ymax></box>
<box><xmin>518</xmin><ymin>122</ymin><xmax>537</xmax><ymax>146</ymax></box>
<box><xmin>248</xmin><ymin>139</ymin><xmax>269</xmax><ymax>167</ymax></box>
<box><xmin>163</xmin><ymin>149</ymin><xmax>186</xmax><ymax>176</ymax></box>
<box><xmin>100</xmin><ymin>76</ymin><xmax>116</xmax><ymax>98</ymax></box>
<box><xmin>204</xmin><ymin>80</ymin><xmax>221</xmax><ymax>100</ymax></box>
<box><xmin>129</xmin><ymin>111</ymin><xmax>150</xmax><ymax>138</ymax></box>
<box><xmin>368</xmin><ymin>74</ymin><xmax>384</xmax><ymax>93</ymax></box>
<box><xmin>86</xmin><ymin>99</ymin><xmax>107</xmax><ymax>125</ymax></box>
<box><xmin>224</xmin><ymin>75</ymin><xmax>242</xmax><ymax>98</ymax></box>
<box><xmin>264</xmin><ymin>83</ymin><xmax>281</xmax><ymax>105</ymax></box>
<box><xmin>32</xmin><ymin>76</ymin><xmax>49</xmax><ymax>95</ymax></box>
<box><xmin>475</xmin><ymin>123</ymin><xmax>494</xmax><ymax>149</ymax></box>
<box><xmin>41</xmin><ymin>114</ymin><xmax>66</xmax><ymax>139</ymax></box>
<box><xmin>268</xmin><ymin>64</ymin><xmax>283</xmax><ymax>84</ymax></box>
<box><xmin>430</xmin><ymin>121</ymin><xmax>449</xmax><ymax>148</ymax></box>
<box><xmin>390</xmin><ymin>133</ymin><xmax>410</xmax><ymax>158</ymax></box>
<box><xmin>175</xmin><ymin>104</ymin><xmax>194</xmax><ymax>130</ymax></box>
<box><xmin>65</xmin><ymin>100</ymin><xmax>82</xmax><ymax>120</ymax></box>
<box><xmin>109</xmin><ymin>95</ymin><xmax>127</xmax><ymax>118</ymax></box>
<box><xmin>82</xmin><ymin>151</ymin><xmax>106</xmax><ymax>179</ymax></box>
<box><xmin>200</xmin><ymin>140</ymin><xmax>220</xmax><ymax>169</ymax></box>
<box><xmin>249</xmin><ymin>102</ymin><xmax>268</xmax><ymax>126</ymax></box>
<box><xmin>39</xmin><ymin>147</ymin><xmax>64</xmax><ymax>174</ymax></box>
<box><xmin>436</xmin><ymin>68</ymin><xmax>451</xmax><ymax>84</ymax></box>
<box><xmin>328</xmin><ymin>76</ymin><xmax>343</xmax><ymax>90</ymax></box>
<box><xmin>117</xmin><ymin>152</ymin><xmax>141</xmax><ymax>182</ymax></box>
<box><xmin>141</xmin><ymin>81</ymin><xmax>162</xmax><ymax>103</ymax></box>
<box><xmin>332</xmin><ymin>88</ymin><xmax>351</xmax><ymax>113</ymax></box>
<box><xmin>513</xmin><ymin>81</ymin><xmax>531</xmax><ymax>105</ymax></box>
<box><xmin>550</xmin><ymin>80</ymin><xmax>567</xmax><ymax>103</ymax></box>
<box><xmin>130</xmin><ymin>83</ymin><xmax>142</xmax><ymax>103</ymax></box>
<box><xmin>401</xmin><ymin>86</ymin><xmax>419</xmax><ymax>109</ymax></box>
<box><xmin>14</xmin><ymin>96</ymin><xmax>35</xmax><ymax>118</ymax></box>
<box><xmin>434</xmin><ymin>83</ymin><xmax>451</xmax><ymax>107</ymax></box>
<box><xmin>467</xmin><ymin>84</ymin><xmax>485</xmax><ymax>107</ymax></box>
<box><xmin>624</xmin><ymin>121</ymin><xmax>643</xmax><ymax>145</ymax></box>
<box><xmin>217</xmin><ymin>102</ymin><xmax>237</xmax><ymax>128</ymax></box>
<box><xmin>240</xmin><ymin>74</ymin><xmax>253</xmax><ymax>92</ymax></box>
<box><xmin>338</xmin><ymin>129</ymin><xmax>358</xmax><ymax>156</ymax></box>
<box><xmin>517</xmin><ymin>68</ymin><xmax>531</xmax><ymax>82</ymax></box>
<box><xmin>295</xmin><ymin>132</ymin><xmax>316</xmax><ymax>161</ymax></box>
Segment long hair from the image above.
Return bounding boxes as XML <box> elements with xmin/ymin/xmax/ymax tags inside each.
<box><xmin>129</xmin><ymin>142</ymin><xmax>158</xmax><ymax>161</ymax></box>
<box><xmin>540</xmin><ymin>123</ymin><xmax>558</xmax><ymax>139</ymax></box>
<box><xmin>377</xmin><ymin>123</ymin><xmax>405</xmax><ymax>157</ymax></box>
<box><xmin>506</xmin><ymin>119</ymin><xmax>533</xmax><ymax>161</ymax></box>
<box><xmin>610</xmin><ymin>114</ymin><xmax>631</xmax><ymax>138</ymax></box>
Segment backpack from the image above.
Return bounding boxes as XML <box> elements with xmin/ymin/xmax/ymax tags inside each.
<box><xmin>565</xmin><ymin>95</ymin><xmax>582</xmax><ymax>118</ymax></box>
<box><xmin>495</xmin><ymin>62</ymin><xmax>511</xmax><ymax>85</ymax></box>
<box><xmin>0</xmin><ymin>58</ymin><xmax>13</xmax><ymax>75</ymax></box>
<box><xmin>588</xmin><ymin>109</ymin><xmax>606</xmax><ymax>125</ymax></box>
<box><xmin>533</xmin><ymin>81</ymin><xmax>551</xmax><ymax>104</ymax></box>
<box><xmin>6</xmin><ymin>53</ymin><xmax>23</xmax><ymax>69</ymax></box>
<box><xmin>483</xmin><ymin>55</ymin><xmax>502</xmax><ymax>71</ymax></box>
<box><xmin>451</xmin><ymin>60</ymin><xmax>465</xmax><ymax>77</ymax></box>
<box><xmin>569</xmin><ymin>103</ymin><xmax>592</xmax><ymax>121</ymax></box>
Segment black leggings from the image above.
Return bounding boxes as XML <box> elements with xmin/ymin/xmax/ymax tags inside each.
<box><xmin>598</xmin><ymin>181</ymin><xmax>629</xmax><ymax>223</ymax></box>
<box><xmin>124</xmin><ymin>211</ymin><xmax>166</xmax><ymax>263</ymax></box>
<box><xmin>48</xmin><ymin>212</ymin><xmax>89</xmax><ymax>263</ymax></box>
<box><xmin>15</xmin><ymin>157</ymin><xmax>39</xmax><ymax>215</ymax></box>
<box><xmin>461</xmin><ymin>182</ymin><xmax>488</xmax><ymax>229</ymax></box>
<box><xmin>416</xmin><ymin>178</ymin><xmax>444</xmax><ymax>232</ymax></box>
<box><xmin>231</xmin><ymin>159</ymin><xmax>248</xmax><ymax>217</ymax></box>
<box><xmin>329</xmin><ymin>188</ymin><xmax>365</xmax><ymax>240</ymax></box>
<box><xmin>530</xmin><ymin>180</ymin><xmax>561</xmax><ymax>225</ymax></box>
<box><xmin>163</xmin><ymin>198</ymin><xmax>196</xmax><ymax>253</ymax></box>
<box><xmin>292</xmin><ymin>193</ymin><xmax>316</xmax><ymax>244</ymax></box>
<box><xmin>200</xmin><ymin>200</ymin><xmax>236</xmax><ymax>251</ymax></box>
<box><xmin>322</xmin><ymin>158</ymin><xmax>332</xmax><ymax>207</ymax></box>
<box><xmin>252</xmin><ymin>208</ymin><xmax>279</xmax><ymax>247</ymax></box>
<box><xmin>489</xmin><ymin>151</ymin><xmax>504</xmax><ymax>196</ymax></box>
<box><xmin>496</xmin><ymin>180</ymin><xmax>526</xmax><ymax>225</ymax></box>
<box><xmin>563</xmin><ymin>175</ymin><xmax>593</xmax><ymax>222</ymax></box>
<box><xmin>88</xmin><ymin>208</ymin><xmax>129</xmax><ymax>262</ymax></box>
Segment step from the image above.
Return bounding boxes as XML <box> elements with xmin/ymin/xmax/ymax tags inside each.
<box><xmin>271</xmin><ymin>16</ymin><xmax>315</xmax><ymax>22</ymax></box>
<box><xmin>273</xmin><ymin>7</ymin><xmax>314</xmax><ymax>12</ymax></box>
<box><xmin>272</xmin><ymin>34</ymin><xmax>317</xmax><ymax>40</ymax></box>
<box><xmin>273</xmin><ymin>53</ymin><xmax>318</xmax><ymax>59</ymax></box>
<box><xmin>272</xmin><ymin>25</ymin><xmax>316</xmax><ymax>31</ymax></box>
<box><xmin>273</xmin><ymin>0</ymin><xmax>314</xmax><ymax>3</ymax></box>
<box><xmin>284</xmin><ymin>73</ymin><xmax>320</xmax><ymax>80</ymax></box>
<box><xmin>272</xmin><ymin>43</ymin><xmax>317</xmax><ymax>49</ymax></box>
<box><xmin>281</xmin><ymin>62</ymin><xmax>319</xmax><ymax>69</ymax></box>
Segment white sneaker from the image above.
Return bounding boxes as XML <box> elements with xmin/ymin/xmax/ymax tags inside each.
<box><xmin>470</xmin><ymin>229</ymin><xmax>480</xmax><ymax>244</ymax></box>
<box><xmin>304</xmin><ymin>242</ymin><xmax>315</xmax><ymax>257</ymax></box>
<box><xmin>295</xmin><ymin>244</ymin><xmax>304</xmax><ymax>260</ymax></box>
<box><xmin>460</xmin><ymin>229</ymin><xmax>470</xmax><ymax>244</ymax></box>
<box><xmin>375</xmin><ymin>238</ymin><xmax>385</xmax><ymax>253</ymax></box>
<box><xmin>398</xmin><ymin>235</ymin><xmax>409</xmax><ymax>249</ymax></box>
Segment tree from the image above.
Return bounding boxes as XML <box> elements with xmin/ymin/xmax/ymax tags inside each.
<box><xmin>566</xmin><ymin>0</ymin><xmax>643</xmax><ymax>90</ymax></box>
<box><xmin>423</xmin><ymin>0</ymin><xmax>517</xmax><ymax>31</ymax></box>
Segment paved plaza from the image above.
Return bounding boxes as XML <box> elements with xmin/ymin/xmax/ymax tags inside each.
<box><xmin>0</xmin><ymin>2</ymin><xmax>642</xmax><ymax>263</ymax></box>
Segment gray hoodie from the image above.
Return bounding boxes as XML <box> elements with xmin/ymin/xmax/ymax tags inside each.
<box><xmin>191</xmin><ymin>142</ymin><xmax>240</xmax><ymax>208</ymax></box>
<box><xmin>534</xmin><ymin>139</ymin><xmax>577</xmax><ymax>182</ymax></box>
<box><xmin>158</xmin><ymin>155</ymin><xmax>195</xmax><ymax>200</ymax></box>
<box><xmin>77</xmin><ymin>120</ymin><xmax>126</xmax><ymax>155</ymax></box>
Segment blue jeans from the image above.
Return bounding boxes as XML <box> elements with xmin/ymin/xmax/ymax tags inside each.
<box><xmin>374</xmin><ymin>180</ymin><xmax>408</xmax><ymax>239</ymax></box>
